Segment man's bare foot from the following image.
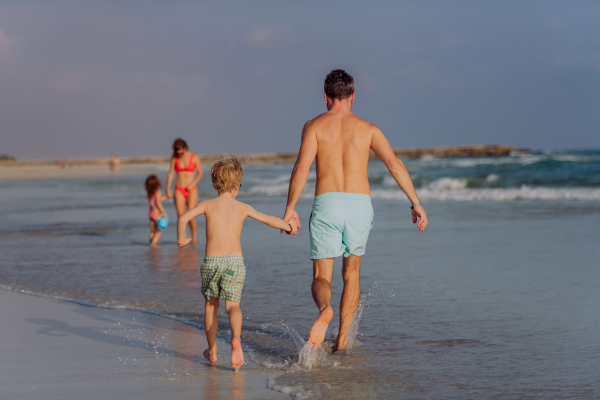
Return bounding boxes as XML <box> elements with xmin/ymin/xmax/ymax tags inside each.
<box><xmin>308</xmin><ymin>306</ymin><xmax>333</xmax><ymax>349</ymax></box>
<box><xmin>230</xmin><ymin>337</ymin><xmax>244</xmax><ymax>371</ymax></box>
<box><xmin>203</xmin><ymin>347</ymin><xmax>218</xmax><ymax>363</ymax></box>
<box><xmin>334</xmin><ymin>334</ymin><xmax>348</xmax><ymax>354</ymax></box>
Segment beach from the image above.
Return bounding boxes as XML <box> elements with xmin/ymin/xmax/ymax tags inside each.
<box><xmin>1</xmin><ymin>150</ymin><xmax>599</xmax><ymax>398</ymax></box>
<box><xmin>0</xmin><ymin>289</ymin><xmax>284</xmax><ymax>400</ymax></box>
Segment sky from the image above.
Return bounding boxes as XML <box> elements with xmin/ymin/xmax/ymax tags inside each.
<box><xmin>0</xmin><ymin>1</ymin><xmax>599</xmax><ymax>160</ymax></box>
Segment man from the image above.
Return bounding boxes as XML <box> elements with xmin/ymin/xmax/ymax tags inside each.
<box><xmin>283</xmin><ymin>69</ymin><xmax>428</xmax><ymax>353</ymax></box>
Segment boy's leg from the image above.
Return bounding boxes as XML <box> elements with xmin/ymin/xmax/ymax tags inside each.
<box><xmin>335</xmin><ymin>254</ymin><xmax>362</xmax><ymax>352</ymax></box>
<box><xmin>203</xmin><ymin>297</ymin><xmax>220</xmax><ymax>362</ymax></box>
<box><xmin>309</xmin><ymin>258</ymin><xmax>334</xmax><ymax>348</ymax></box>
<box><xmin>225</xmin><ymin>299</ymin><xmax>244</xmax><ymax>370</ymax></box>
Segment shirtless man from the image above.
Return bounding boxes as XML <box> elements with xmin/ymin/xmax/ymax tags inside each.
<box><xmin>283</xmin><ymin>69</ymin><xmax>428</xmax><ymax>353</ymax></box>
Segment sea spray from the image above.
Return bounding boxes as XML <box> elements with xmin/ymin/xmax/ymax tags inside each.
<box><xmin>282</xmin><ymin>324</ymin><xmax>331</xmax><ymax>369</ymax></box>
<box><xmin>346</xmin><ymin>294</ymin><xmax>367</xmax><ymax>350</ymax></box>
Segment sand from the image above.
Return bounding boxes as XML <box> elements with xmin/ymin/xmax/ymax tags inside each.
<box><xmin>0</xmin><ymin>164</ymin><xmax>170</xmax><ymax>183</ymax></box>
<box><xmin>0</xmin><ymin>289</ymin><xmax>284</xmax><ymax>399</ymax></box>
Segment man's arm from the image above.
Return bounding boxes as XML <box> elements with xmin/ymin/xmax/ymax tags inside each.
<box><xmin>370</xmin><ymin>126</ymin><xmax>428</xmax><ymax>231</ymax></box>
<box><xmin>177</xmin><ymin>201</ymin><xmax>206</xmax><ymax>246</ymax></box>
<box><xmin>282</xmin><ymin>121</ymin><xmax>318</xmax><ymax>233</ymax></box>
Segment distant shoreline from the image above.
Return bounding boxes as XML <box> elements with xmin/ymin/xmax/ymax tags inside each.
<box><xmin>0</xmin><ymin>144</ymin><xmax>530</xmax><ymax>167</ymax></box>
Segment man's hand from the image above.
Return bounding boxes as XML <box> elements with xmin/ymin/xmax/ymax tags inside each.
<box><xmin>178</xmin><ymin>237</ymin><xmax>192</xmax><ymax>248</ymax></box>
<box><xmin>412</xmin><ymin>206</ymin><xmax>428</xmax><ymax>232</ymax></box>
<box><xmin>166</xmin><ymin>189</ymin><xmax>173</xmax><ymax>199</ymax></box>
<box><xmin>282</xmin><ymin>208</ymin><xmax>301</xmax><ymax>235</ymax></box>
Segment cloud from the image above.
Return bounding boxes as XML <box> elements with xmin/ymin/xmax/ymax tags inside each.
<box><xmin>395</xmin><ymin>59</ymin><xmax>465</xmax><ymax>88</ymax></box>
<box><xmin>51</xmin><ymin>71</ymin><xmax>210</xmax><ymax>106</ymax></box>
<box><xmin>437</xmin><ymin>33</ymin><xmax>468</xmax><ymax>50</ymax></box>
<box><xmin>243</xmin><ymin>25</ymin><xmax>287</xmax><ymax>47</ymax></box>
<box><xmin>396</xmin><ymin>59</ymin><xmax>435</xmax><ymax>83</ymax></box>
<box><xmin>0</xmin><ymin>25</ymin><xmax>14</xmax><ymax>60</ymax></box>
<box><xmin>53</xmin><ymin>73</ymin><xmax>89</xmax><ymax>93</ymax></box>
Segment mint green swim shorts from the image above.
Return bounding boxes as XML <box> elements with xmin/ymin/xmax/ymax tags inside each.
<box><xmin>200</xmin><ymin>255</ymin><xmax>246</xmax><ymax>302</ymax></box>
<box><xmin>309</xmin><ymin>192</ymin><xmax>374</xmax><ymax>259</ymax></box>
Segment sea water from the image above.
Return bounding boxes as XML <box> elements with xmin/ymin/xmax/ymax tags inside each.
<box><xmin>1</xmin><ymin>150</ymin><xmax>599</xmax><ymax>399</ymax></box>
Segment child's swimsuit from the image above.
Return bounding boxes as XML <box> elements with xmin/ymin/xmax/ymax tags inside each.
<box><xmin>174</xmin><ymin>153</ymin><xmax>197</xmax><ymax>198</ymax></box>
<box><xmin>200</xmin><ymin>255</ymin><xmax>246</xmax><ymax>303</ymax></box>
<box><xmin>309</xmin><ymin>192</ymin><xmax>374</xmax><ymax>260</ymax></box>
<box><xmin>148</xmin><ymin>192</ymin><xmax>160</xmax><ymax>220</ymax></box>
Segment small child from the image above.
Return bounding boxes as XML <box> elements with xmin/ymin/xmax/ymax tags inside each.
<box><xmin>177</xmin><ymin>157</ymin><xmax>298</xmax><ymax>371</ymax></box>
<box><xmin>145</xmin><ymin>174</ymin><xmax>168</xmax><ymax>246</ymax></box>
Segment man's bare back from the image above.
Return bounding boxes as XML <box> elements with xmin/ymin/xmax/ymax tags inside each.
<box><xmin>308</xmin><ymin>109</ymin><xmax>373</xmax><ymax>196</ymax></box>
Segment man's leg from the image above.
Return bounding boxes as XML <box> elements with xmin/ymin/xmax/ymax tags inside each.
<box><xmin>203</xmin><ymin>297</ymin><xmax>219</xmax><ymax>362</ymax></box>
<box><xmin>336</xmin><ymin>254</ymin><xmax>362</xmax><ymax>352</ymax></box>
<box><xmin>309</xmin><ymin>258</ymin><xmax>334</xmax><ymax>348</ymax></box>
<box><xmin>225</xmin><ymin>300</ymin><xmax>244</xmax><ymax>370</ymax></box>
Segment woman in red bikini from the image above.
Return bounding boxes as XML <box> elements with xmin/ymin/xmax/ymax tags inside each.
<box><xmin>166</xmin><ymin>138</ymin><xmax>203</xmax><ymax>243</ymax></box>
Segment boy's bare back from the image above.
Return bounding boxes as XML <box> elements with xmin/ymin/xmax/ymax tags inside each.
<box><xmin>201</xmin><ymin>196</ymin><xmax>249</xmax><ymax>256</ymax></box>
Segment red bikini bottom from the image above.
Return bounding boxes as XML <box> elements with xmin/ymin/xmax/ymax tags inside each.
<box><xmin>175</xmin><ymin>186</ymin><xmax>197</xmax><ymax>198</ymax></box>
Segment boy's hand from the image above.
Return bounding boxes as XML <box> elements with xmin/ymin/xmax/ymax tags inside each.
<box><xmin>289</xmin><ymin>218</ymin><xmax>298</xmax><ymax>233</ymax></box>
<box><xmin>178</xmin><ymin>237</ymin><xmax>192</xmax><ymax>248</ymax></box>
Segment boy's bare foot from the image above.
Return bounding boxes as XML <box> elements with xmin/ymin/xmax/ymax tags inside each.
<box><xmin>203</xmin><ymin>347</ymin><xmax>218</xmax><ymax>363</ymax></box>
<box><xmin>308</xmin><ymin>306</ymin><xmax>333</xmax><ymax>349</ymax></box>
<box><xmin>230</xmin><ymin>337</ymin><xmax>244</xmax><ymax>370</ymax></box>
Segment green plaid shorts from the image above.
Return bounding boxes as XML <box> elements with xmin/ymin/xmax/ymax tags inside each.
<box><xmin>200</xmin><ymin>255</ymin><xmax>246</xmax><ymax>303</ymax></box>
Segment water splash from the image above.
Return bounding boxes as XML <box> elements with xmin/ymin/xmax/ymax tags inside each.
<box><xmin>346</xmin><ymin>294</ymin><xmax>367</xmax><ymax>350</ymax></box>
<box><xmin>282</xmin><ymin>324</ymin><xmax>330</xmax><ymax>369</ymax></box>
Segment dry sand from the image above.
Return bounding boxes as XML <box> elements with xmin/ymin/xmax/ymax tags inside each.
<box><xmin>0</xmin><ymin>289</ymin><xmax>283</xmax><ymax>400</ymax></box>
<box><xmin>0</xmin><ymin>164</ymin><xmax>170</xmax><ymax>183</ymax></box>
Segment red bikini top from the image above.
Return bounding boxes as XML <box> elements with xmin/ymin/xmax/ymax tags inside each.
<box><xmin>175</xmin><ymin>153</ymin><xmax>196</xmax><ymax>172</ymax></box>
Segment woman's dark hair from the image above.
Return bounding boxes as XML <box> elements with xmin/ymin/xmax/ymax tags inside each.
<box><xmin>145</xmin><ymin>174</ymin><xmax>162</xmax><ymax>198</ymax></box>
<box><xmin>172</xmin><ymin>138</ymin><xmax>188</xmax><ymax>158</ymax></box>
<box><xmin>324</xmin><ymin>69</ymin><xmax>354</xmax><ymax>100</ymax></box>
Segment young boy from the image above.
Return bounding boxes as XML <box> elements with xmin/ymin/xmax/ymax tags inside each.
<box><xmin>177</xmin><ymin>157</ymin><xmax>298</xmax><ymax>371</ymax></box>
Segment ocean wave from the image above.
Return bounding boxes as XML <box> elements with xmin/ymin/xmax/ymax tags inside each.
<box><xmin>404</xmin><ymin>153</ymin><xmax>600</xmax><ymax>169</ymax></box>
<box><xmin>371</xmin><ymin>186</ymin><xmax>600</xmax><ymax>201</ymax></box>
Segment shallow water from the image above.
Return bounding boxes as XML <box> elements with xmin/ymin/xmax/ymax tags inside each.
<box><xmin>1</xmin><ymin>152</ymin><xmax>599</xmax><ymax>398</ymax></box>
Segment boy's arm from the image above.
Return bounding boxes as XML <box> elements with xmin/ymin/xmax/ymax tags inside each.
<box><xmin>177</xmin><ymin>202</ymin><xmax>206</xmax><ymax>247</ymax></box>
<box><xmin>246</xmin><ymin>205</ymin><xmax>297</xmax><ymax>233</ymax></box>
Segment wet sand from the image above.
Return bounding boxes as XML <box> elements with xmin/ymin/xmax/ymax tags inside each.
<box><xmin>0</xmin><ymin>289</ymin><xmax>283</xmax><ymax>400</ymax></box>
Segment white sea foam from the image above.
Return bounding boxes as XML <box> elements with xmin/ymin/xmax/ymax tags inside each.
<box><xmin>426</xmin><ymin>177</ymin><xmax>468</xmax><ymax>190</ymax></box>
<box><xmin>371</xmin><ymin>186</ymin><xmax>600</xmax><ymax>201</ymax></box>
<box><xmin>266</xmin><ymin>377</ymin><xmax>311</xmax><ymax>398</ymax></box>
<box><xmin>486</xmin><ymin>174</ymin><xmax>500</xmax><ymax>183</ymax></box>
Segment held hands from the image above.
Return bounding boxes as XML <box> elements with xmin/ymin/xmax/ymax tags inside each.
<box><xmin>288</xmin><ymin>218</ymin><xmax>299</xmax><ymax>234</ymax></box>
<box><xmin>166</xmin><ymin>189</ymin><xmax>173</xmax><ymax>199</ymax></box>
<box><xmin>411</xmin><ymin>205</ymin><xmax>428</xmax><ymax>232</ymax></box>
<box><xmin>178</xmin><ymin>237</ymin><xmax>192</xmax><ymax>248</ymax></box>
<box><xmin>282</xmin><ymin>208</ymin><xmax>301</xmax><ymax>235</ymax></box>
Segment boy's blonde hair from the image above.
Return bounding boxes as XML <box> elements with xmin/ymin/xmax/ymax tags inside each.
<box><xmin>210</xmin><ymin>157</ymin><xmax>243</xmax><ymax>193</ymax></box>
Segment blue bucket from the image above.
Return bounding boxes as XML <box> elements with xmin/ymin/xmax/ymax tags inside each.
<box><xmin>157</xmin><ymin>217</ymin><xmax>169</xmax><ymax>230</ymax></box>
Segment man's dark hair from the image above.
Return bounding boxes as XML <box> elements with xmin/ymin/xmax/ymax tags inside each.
<box><xmin>324</xmin><ymin>69</ymin><xmax>354</xmax><ymax>100</ymax></box>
